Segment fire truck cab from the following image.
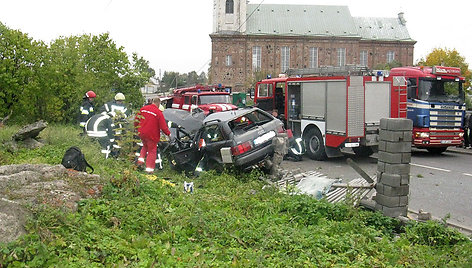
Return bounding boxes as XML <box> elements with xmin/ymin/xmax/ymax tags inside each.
<box><xmin>169</xmin><ymin>84</ymin><xmax>237</xmax><ymax>115</ymax></box>
<box><xmin>255</xmin><ymin>67</ymin><xmax>407</xmax><ymax>160</ymax></box>
<box><xmin>389</xmin><ymin>66</ymin><xmax>466</xmax><ymax>153</ymax></box>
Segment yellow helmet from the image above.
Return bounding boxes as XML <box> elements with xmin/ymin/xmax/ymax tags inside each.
<box><xmin>115</xmin><ymin>93</ymin><xmax>125</xmax><ymax>101</ymax></box>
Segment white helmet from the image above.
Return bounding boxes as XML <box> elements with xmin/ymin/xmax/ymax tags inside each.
<box><xmin>115</xmin><ymin>93</ymin><xmax>125</xmax><ymax>101</ymax></box>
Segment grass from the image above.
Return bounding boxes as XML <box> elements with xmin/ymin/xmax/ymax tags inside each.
<box><xmin>0</xmin><ymin>124</ymin><xmax>471</xmax><ymax>267</ymax></box>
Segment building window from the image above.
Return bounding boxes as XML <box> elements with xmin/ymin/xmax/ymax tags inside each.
<box><xmin>281</xmin><ymin>46</ymin><xmax>290</xmax><ymax>72</ymax></box>
<box><xmin>252</xmin><ymin>46</ymin><xmax>261</xmax><ymax>71</ymax></box>
<box><xmin>225</xmin><ymin>0</ymin><xmax>234</xmax><ymax>14</ymax></box>
<box><xmin>258</xmin><ymin>83</ymin><xmax>273</xmax><ymax>98</ymax></box>
<box><xmin>309</xmin><ymin>47</ymin><xmax>318</xmax><ymax>68</ymax></box>
<box><xmin>360</xmin><ymin>50</ymin><xmax>368</xmax><ymax>66</ymax></box>
<box><xmin>387</xmin><ymin>51</ymin><xmax>395</xmax><ymax>63</ymax></box>
<box><xmin>226</xmin><ymin>55</ymin><xmax>232</xmax><ymax>66</ymax></box>
<box><xmin>337</xmin><ymin>48</ymin><xmax>346</xmax><ymax>67</ymax></box>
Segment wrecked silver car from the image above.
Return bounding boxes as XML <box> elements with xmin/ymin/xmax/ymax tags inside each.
<box><xmin>161</xmin><ymin>107</ymin><xmax>288</xmax><ymax>173</ymax></box>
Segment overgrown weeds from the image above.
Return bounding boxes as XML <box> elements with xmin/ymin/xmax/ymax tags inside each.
<box><xmin>0</xmin><ymin>124</ymin><xmax>471</xmax><ymax>266</ymax></box>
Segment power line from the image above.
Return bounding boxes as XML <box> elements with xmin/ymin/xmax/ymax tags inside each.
<box><xmin>197</xmin><ymin>59</ymin><xmax>212</xmax><ymax>74</ymax></box>
<box><xmin>236</xmin><ymin>0</ymin><xmax>265</xmax><ymax>32</ymax></box>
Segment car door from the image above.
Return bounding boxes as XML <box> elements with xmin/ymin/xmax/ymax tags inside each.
<box><xmin>198</xmin><ymin>123</ymin><xmax>232</xmax><ymax>166</ymax></box>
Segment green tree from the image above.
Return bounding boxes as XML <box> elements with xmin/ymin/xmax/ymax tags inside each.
<box><xmin>418</xmin><ymin>48</ymin><xmax>471</xmax><ymax>90</ymax></box>
<box><xmin>0</xmin><ymin>26</ymin><xmax>152</xmax><ymax>123</ymax></box>
<box><xmin>160</xmin><ymin>71</ymin><xmax>207</xmax><ymax>92</ymax></box>
<box><xmin>0</xmin><ymin>22</ymin><xmax>43</xmax><ymax>121</ymax></box>
<box><xmin>161</xmin><ymin>71</ymin><xmax>184</xmax><ymax>91</ymax></box>
<box><xmin>373</xmin><ymin>60</ymin><xmax>403</xmax><ymax>71</ymax></box>
<box><xmin>244</xmin><ymin>70</ymin><xmax>272</xmax><ymax>92</ymax></box>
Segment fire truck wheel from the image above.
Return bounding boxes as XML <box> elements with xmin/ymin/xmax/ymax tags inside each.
<box><xmin>353</xmin><ymin>146</ymin><xmax>374</xmax><ymax>157</ymax></box>
<box><xmin>426</xmin><ymin>147</ymin><xmax>447</xmax><ymax>154</ymax></box>
<box><xmin>304</xmin><ymin>128</ymin><xmax>327</xmax><ymax>161</ymax></box>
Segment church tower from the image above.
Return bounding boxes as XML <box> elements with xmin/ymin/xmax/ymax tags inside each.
<box><xmin>213</xmin><ymin>0</ymin><xmax>247</xmax><ymax>34</ymax></box>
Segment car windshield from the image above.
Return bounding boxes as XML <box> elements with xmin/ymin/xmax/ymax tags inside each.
<box><xmin>229</xmin><ymin>110</ymin><xmax>273</xmax><ymax>132</ymax></box>
<box><xmin>199</xmin><ymin>94</ymin><xmax>231</xmax><ymax>104</ymax></box>
<box><xmin>417</xmin><ymin>78</ymin><xmax>464</xmax><ymax>103</ymax></box>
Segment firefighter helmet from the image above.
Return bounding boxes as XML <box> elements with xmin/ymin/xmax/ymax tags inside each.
<box><xmin>85</xmin><ymin>90</ymin><xmax>96</xmax><ymax>98</ymax></box>
<box><xmin>114</xmin><ymin>93</ymin><xmax>125</xmax><ymax>101</ymax></box>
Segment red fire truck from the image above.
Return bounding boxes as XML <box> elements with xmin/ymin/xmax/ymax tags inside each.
<box><xmin>389</xmin><ymin>66</ymin><xmax>466</xmax><ymax>153</ymax></box>
<box><xmin>168</xmin><ymin>84</ymin><xmax>238</xmax><ymax>115</ymax></box>
<box><xmin>254</xmin><ymin>67</ymin><xmax>407</xmax><ymax>160</ymax></box>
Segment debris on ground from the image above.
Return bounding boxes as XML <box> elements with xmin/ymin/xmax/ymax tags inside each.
<box><xmin>270</xmin><ymin>169</ymin><xmax>376</xmax><ymax>205</ymax></box>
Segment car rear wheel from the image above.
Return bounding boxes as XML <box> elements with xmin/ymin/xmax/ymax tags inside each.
<box><xmin>304</xmin><ymin>128</ymin><xmax>327</xmax><ymax>161</ymax></box>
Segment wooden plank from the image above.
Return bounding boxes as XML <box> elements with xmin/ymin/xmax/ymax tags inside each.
<box><xmin>331</xmin><ymin>183</ymin><xmax>374</xmax><ymax>189</ymax></box>
<box><xmin>346</xmin><ymin>158</ymin><xmax>374</xmax><ymax>183</ymax></box>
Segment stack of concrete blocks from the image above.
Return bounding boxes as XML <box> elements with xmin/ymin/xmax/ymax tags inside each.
<box><xmin>375</xmin><ymin>118</ymin><xmax>413</xmax><ymax>218</ymax></box>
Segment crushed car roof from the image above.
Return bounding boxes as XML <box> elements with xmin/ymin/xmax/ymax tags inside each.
<box><xmin>163</xmin><ymin>108</ymin><xmax>205</xmax><ymax>134</ymax></box>
<box><xmin>203</xmin><ymin>107</ymin><xmax>264</xmax><ymax>123</ymax></box>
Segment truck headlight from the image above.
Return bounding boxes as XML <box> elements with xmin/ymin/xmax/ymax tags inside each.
<box><xmin>415</xmin><ymin>132</ymin><xmax>429</xmax><ymax>138</ymax></box>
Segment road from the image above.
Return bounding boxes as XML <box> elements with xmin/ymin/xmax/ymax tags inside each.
<box><xmin>280</xmin><ymin>147</ymin><xmax>472</xmax><ymax>228</ymax></box>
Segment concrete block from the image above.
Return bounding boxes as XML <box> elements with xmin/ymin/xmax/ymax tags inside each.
<box><xmin>403</xmin><ymin>132</ymin><xmax>413</xmax><ymax>142</ymax></box>
<box><xmin>378</xmin><ymin>162</ymin><xmax>410</xmax><ymax>175</ymax></box>
<box><xmin>400</xmin><ymin>196</ymin><xmax>409</xmax><ymax>206</ymax></box>
<box><xmin>378</xmin><ymin>151</ymin><xmax>411</xmax><ymax>164</ymax></box>
<box><xmin>377</xmin><ymin>162</ymin><xmax>386</xmax><ymax>173</ymax></box>
<box><xmin>418</xmin><ymin>210</ymin><xmax>432</xmax><ymax>221</ymax></box>
<box><xmin>380</xmin><ymin>130</ymin><xmax>411</xmax><ymax>142</ymax></box>
<box><xmin>375</xmin><ymin>193</ymin><xmax>408</xmax><ymax>207</ymax></box>
<box><xmin>376</xmin><ymin>183</ymin><xmax>409</xmax><ymax>196</ymax></box>
<box><xmin>375</xmin><ymin>203</ymin><xmax>383</xmax><ymax>211</ymax></box>
<box><xmin>375</xmin><ymin>183</ymin><xmax>384</xmax><ymax>194</ymax></box>
<box><xmin>378</xmin><ymin>141</ymin><xmax>387</xmax><ymax>152</ymax></box>
<box><xmin>381</xmin><ymin>206</ymin><xmax>408</xmax><ymax>218</ymax></box>
<box><xmin>383</xmin><ymin>141</ymin><xmax>412</xmax><ymax>153</ymax></box>
<box><xmin>377</xmin><ymin>172</ymin><xmax>401</xmax><ymax>187</ymax></box>
<box><xmin>380</xmin><ymin>118</ymin><xmax>413</xmax><ymax>131</ymax></box>
<box><xmin>401</xmin><ymin>175</ymin><xmax>411</xmax><ymax>185</ymax></box>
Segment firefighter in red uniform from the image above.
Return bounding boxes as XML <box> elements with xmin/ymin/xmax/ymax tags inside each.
<box><xmin>134</xmin><ymin>97</ymin><xmax>171</xmax><ymax>173</ymax></box>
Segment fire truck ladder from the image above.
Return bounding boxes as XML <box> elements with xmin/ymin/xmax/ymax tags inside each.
<box><xmin>393</xmin><ymin>76</ymin><xmax>408</xmax><ymax>118</ymax></box>
<box><xmin>285</xmin><ymin>65</ymin><xmax>371</xmax><ymax>77</ymax></box>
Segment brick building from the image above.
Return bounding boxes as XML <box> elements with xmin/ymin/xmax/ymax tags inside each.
<box><xmin>210</xmin><ymin>1</ymin><xmax>416</xmax><ymax>91</ymax></box>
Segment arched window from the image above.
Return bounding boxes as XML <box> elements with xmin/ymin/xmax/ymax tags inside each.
<box><xmin>226</xmin><ymin>0</ymin><xmax>234</xmax><ymax>14</ymax></box>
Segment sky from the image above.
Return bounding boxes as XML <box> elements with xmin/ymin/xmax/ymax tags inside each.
<box><xmin>1</xmin><ymin>0</ymin><xmax>471</xmax><ymax>77</ymax></box>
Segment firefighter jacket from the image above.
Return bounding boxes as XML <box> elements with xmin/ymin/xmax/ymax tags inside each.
<box><xmin>134</xmin><ymin>103</ymin><xmax>171</xmax><ymax>142</ymax></box>
<box><xmin>102</xmin><ymin>101</ymin><xmax>129</xmax><ymax>117</ymax></box>
<box><xmin>79</xmin><ymin>98</ymin><xmax>95</xmax><ymax>128</ymax></box>
<box><xmin>85</xmin><ymin>113</ymin><xmax>115</xmax><ymax>140</ymax></box>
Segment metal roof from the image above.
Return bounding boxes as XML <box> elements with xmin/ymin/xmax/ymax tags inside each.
<box><xmin>244</xmin><ymin>4</ymin><xmax>414</xmax><ymax>42</ymax></box>
<box><xmin>246</xmin><ymin>4</ymin><xmax>359</xmax><ymax>37</ymax></box>
<box><xmin>353</xmin><ymin>17</ymin><xmax>414</xmax><ymax>42</ymax></box>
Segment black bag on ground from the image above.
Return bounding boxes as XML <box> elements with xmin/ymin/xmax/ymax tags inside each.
<box><xmin>61</xmin><ymin>146</ymin><xmax>94</xmax><ymax>173</ymax></box>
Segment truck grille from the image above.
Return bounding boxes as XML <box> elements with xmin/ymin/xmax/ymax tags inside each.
<box><xmin>432</xmin><ymin>110</ymin><xmax>459</xmax><ymax>116</ymax></box>
<box><xmin>430</xmin><ymin>132</ymin><xmax>461</xmax><ymax>136</ymax></box>
<box><xmin>429</xmin><ymin>108</ymin><xmax>463</xmax><ymax>129</ymax></box>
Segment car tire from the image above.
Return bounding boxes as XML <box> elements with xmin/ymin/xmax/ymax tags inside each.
<box><xmin>353</xmin><ymin>146</ymin><xmax>374</xmax><ymax>157</ymax></box>
<box><xmin>304</xmin><ymin>128</ymin><xmax>327</xmax><ymax>161</ymax></box>
<box><xmin>426</xmin><ymin>147</ymin><xmax>447</xmax><ymax>154</ymax></box>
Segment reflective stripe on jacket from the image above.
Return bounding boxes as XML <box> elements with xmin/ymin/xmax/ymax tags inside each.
<box><xmin>79</xmin><ymin>99</ymin><xmax>95</xmax><ymax>127</ymax></box>
<box><xmin>85</xmin><ymin>113</ymin><xmax>114</xmax><ymax>140</ymax></box>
